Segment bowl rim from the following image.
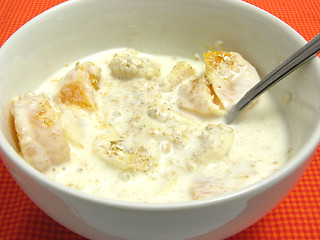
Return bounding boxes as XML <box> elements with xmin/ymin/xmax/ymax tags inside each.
<box><xmin>0</xmin><ymin>0</ymin><xmax>320</xmax><ymax>211</ymax></box>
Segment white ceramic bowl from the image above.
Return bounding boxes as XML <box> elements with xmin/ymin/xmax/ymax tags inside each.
<box><xmin>0</xmin><ymin>0</ymin><xmax>320</xmax><ymax>239</ymax></box>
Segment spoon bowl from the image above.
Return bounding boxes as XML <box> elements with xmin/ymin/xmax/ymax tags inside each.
<box><xmin>226</xmin><ymin>33</ymin><xmax>320</xmax><ymax>124</ymax></box>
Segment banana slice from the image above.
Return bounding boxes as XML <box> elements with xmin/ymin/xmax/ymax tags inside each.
<box><xmin>164</xmin><ymin>61</ymin><xmax>196</xmax><ymax>91</ymax></box>
<box><xmin>155</xmin><ymin>171</ymin><xmax>178</xmax><ymax>198</ymax></box>
<box><xmin>195</xmin><ymin>123</ymin><xmax>234</xmax><ymax>163</ymax></box>
<box><xmin>93</xmin><ymin>134</ymin><xmax>158</xmax><ymax>172</ymax></box>
<box><xmin>59</xmin><ymin>108</ymin><xmax>88</xmax><ymax>148</ymax></box>
<box><xmin>110</xmin><ymin>49</ymin><xmax>161</xmax><ymax>80</ymax></box>
<box><xmin>204</xmin><ymin>50</ymin><xmax>260</xmax><ymax>110</ymax></box>
<box><xmin>178</xmin><ymin>76</ymin><xmax>225</xmax><ymax>116</ymax></box>
<box><xmin>12</xmin><ymin>93</ymin><xmax>70</xmax><ymax>172</ymax></box>
<box><xmin>55</xmin><ymin>61</ymin><xmax>102</xmax><ymax>110</ymax></box>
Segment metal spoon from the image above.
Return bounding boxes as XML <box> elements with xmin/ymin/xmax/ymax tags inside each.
<box><xmin>225</xmin><ymin>33</ymin><xmax>320</xmax><ymax>124</ymax></box>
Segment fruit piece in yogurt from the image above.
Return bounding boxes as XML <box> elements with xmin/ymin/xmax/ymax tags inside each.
<box><xmin>55</xmin><ymin>61</ymin><xmax>102</xmax><ymax>110</ymax></box>
<box><xmin>59</xmin><ymin>108</ymin><xmax>89</xmax><ymax>148</ymax></box>
<box><xmin>164</xmin><ymin>61</ymin><xmax>196</xmax><ymax>91</ymax></box>
<box><xmin>204</xmin><ymin>50</ymin><xmax>260</xmax><ymax>110</ymax></box>
<box><xmin>93</xmin><ymin>133</ymin><xmax>158</xmax><ymax>172</ymax></box>
<box><xmin>155</xmin><ymin>171</ymin><xmax>179</xmax><ymax>198</ymax></box>
<box><xmin>178</xmin><ymin>76</ymin><xmax>225</xmax><ymax>116</ymax></box>
<box><xmin>190</xmin><ymin>179</ymin><xmax>228</xmax><ymax>200</ymax></box>
<box><xmin>110</xmin><ymin>49</ymin><xmax>161</xmax><ymax>80</ymax></box>
<box><xmin>195</xmin><ymin>123</ymin><xmax>234</xmax><ymax>163</ymax></box>
<box><xmin>11</xmin><ymin>93</ymin><xmax>70</xmax><ymax>172</ymax></box>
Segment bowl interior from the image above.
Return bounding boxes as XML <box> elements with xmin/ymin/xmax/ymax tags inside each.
<box><xmin>0</xmin><ymin>0</ymin><xmax>320</xmax><ymax>193</ymax></box>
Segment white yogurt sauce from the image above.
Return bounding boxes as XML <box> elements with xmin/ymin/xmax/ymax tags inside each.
<box><xmin>35</xmin><ymin>49</ymin><xmax>290</xmax><ymax>203</ymax></box>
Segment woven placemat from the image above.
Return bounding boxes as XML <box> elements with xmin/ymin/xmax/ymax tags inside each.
<box><xmin>0</xmin><ymin>0</ymin><xmax>319</xmax><ymax>239</ymax></box>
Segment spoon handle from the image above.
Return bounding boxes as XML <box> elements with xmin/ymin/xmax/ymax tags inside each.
<box><xmin>225</xmin><ymin>33</ymin><xmax>320</xmax><ymax>124</ymax></box>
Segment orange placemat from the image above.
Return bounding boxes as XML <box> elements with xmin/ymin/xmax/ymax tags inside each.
<box><xmin>0</xmin><ymin>0</ymin><xmax>319</xmax><ymax>239</ymax></box>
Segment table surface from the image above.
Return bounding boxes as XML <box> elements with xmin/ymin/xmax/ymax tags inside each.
<box><xmin>0</xmin><ymin>0</ymin><xmax>319</xmax><ymax>239</ymax></box>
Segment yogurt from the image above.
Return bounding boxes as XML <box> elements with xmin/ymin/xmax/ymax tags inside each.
<box><xmin>12</xmin><ymin>48</ymin><xmax>290</xmax><ymax>203</ymax></box>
